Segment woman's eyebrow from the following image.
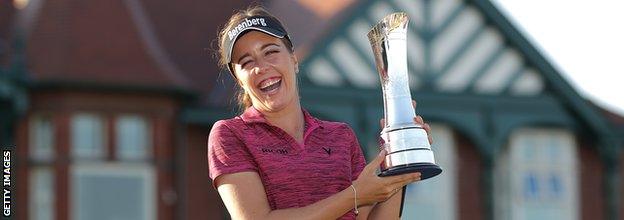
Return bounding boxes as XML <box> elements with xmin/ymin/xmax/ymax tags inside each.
<box><xmin>261</xmin><ymin>43</ymin><xmax>280</xmax><ymax>50</ymax></box>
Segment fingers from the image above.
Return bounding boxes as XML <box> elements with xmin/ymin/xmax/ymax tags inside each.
<box><xmin>414</xmin><ymin>115</ymin><xmax>433</xmax><ymax>144</ymax></box>
<box><xmin>381</xmin><ymin>172</ymin><xmax>420</xmax><ymax>199</ymax></box>
<box><xmin>379</xmin><ymin>118</ymin><xmax>385</xmax><ymax>128</ymax></box>
<box><xmin>424</xmin><ymin>123</ymin><xmax>433</xmax><ymax>144</ymax></box>
<box><xmin>414</xmin><ymin>115</ymin><xmax>424</xmax><ymax>124</ymax></box>
<box><xmin>411</xmin><ymin>100</ymin><xmax>417</xmax><ymax>109</ymax></box>
<box><xmin>385</xmin><ymin>172</ymin><xmax>421</xmax><ymax>185</ymax></box>
<box><xmin>363</xmin><ymin>149</ymin><xmax>387</xmax><ymax>173</ymax></box>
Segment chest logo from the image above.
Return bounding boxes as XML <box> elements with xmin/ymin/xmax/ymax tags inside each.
<box><xmin>322</xmin><ymin>147</ymin><xmax>332</xmax><ymax>156</ymax></box>
<box><xmin>260</xmin><ymin>148</ymin><xmax>289</xmax><ymax>155</ymax></box>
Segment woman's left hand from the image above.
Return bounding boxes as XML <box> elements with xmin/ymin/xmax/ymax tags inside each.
<box><xmin>379</xmin><ymin>100</ymin><xmax>433</xmax><ymax>145</ymax></box>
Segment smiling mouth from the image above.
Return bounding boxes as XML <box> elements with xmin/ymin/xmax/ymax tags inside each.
<box><xmin>258</xmin><ymin>78</ymin><xmax>282</xmax><ymax>93</ymax></box>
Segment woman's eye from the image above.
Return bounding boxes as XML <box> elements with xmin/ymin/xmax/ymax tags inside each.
<box><xmin>241</xmin><ymin>60</ymin><xmax>253</xmax><ymax>68</ymax></box>
<box><xmin>265</xmin><ymin>50</ymin><xmax>279</xmax><ymax>56</ymax></box>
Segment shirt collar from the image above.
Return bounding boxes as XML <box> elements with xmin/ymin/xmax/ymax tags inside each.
<box><xmin>239</xmin><ymin>106</ymin><xmax>323</xmax><ymax>129</ymax></box>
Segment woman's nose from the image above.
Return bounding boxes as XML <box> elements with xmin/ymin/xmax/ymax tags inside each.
<box><xmin>253</xmin><ymin>58</ymin><xmax>271</xmax><ymax>74</ymax></box>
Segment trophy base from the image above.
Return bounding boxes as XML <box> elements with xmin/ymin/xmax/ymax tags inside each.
<box><xmin>378</xmin><ymin>162</ymin><xmax>442</xmax><ymax>180</ymax></box>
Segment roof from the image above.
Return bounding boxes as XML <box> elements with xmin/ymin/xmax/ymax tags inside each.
<box><xmin>6</xmin><ymin>0</ymin><xmax>361</xmax><ymax>104</ymax></box>
<box><xmin>14</xmin><ymin>0</ymin><xmax>184</xmax><ymax>89</ymax></box>
<box><xmin>300</xmin><ymin>0</ymin><xmax>546</xmax><ymax>95</ymax></box>
<box><xmin>0</xmin><ymin>0</ymin><xmax>16</xmax><ymax>66</ymax></box>
<box><xmin>11</xmin><ymin>0</ymin><xmax>266</xmax><ymax>98</ymax></box>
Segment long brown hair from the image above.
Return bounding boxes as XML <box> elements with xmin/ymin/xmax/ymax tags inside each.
<box><xmin>216</xmin><ymin>5</ymin><xmax>294</xmax><ymax>110</ymax></box>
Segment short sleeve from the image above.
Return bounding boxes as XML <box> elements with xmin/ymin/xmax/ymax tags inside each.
<box><xmin>207</xmin><ymin>120</ymin><xmax>258</xmax><ymax>186</ymax></box>
<box><xmin>347</xmin><ymin>127</ymin><xmax>367</xmax><ymax>181</ymax></box>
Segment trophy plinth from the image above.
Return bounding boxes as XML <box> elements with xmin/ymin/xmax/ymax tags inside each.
<box><xmin>368</xmin><ymin>12</ymin><xmax>442</xmax><ymax>180</ymax></box>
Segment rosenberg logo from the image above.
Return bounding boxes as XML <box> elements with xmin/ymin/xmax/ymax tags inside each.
<box><xmin>2</xmin><ymin>150</ymin><xmax>11</xmax><ymax>217</ymax></box>
<box><xmin>228</xmin><ymin>18</ymin><xmax>267</xmax><ymax>41</ymax></box>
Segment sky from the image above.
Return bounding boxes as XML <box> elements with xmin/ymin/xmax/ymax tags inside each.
<box><xmin>493</xmin><ymin>1</ymin><xmax>624</xmax><ymax>116</ymax></box>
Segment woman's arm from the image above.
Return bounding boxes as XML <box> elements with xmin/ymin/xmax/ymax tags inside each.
<box><xmin>216</xmin><ymin>150</ymin><xmax>421</xmax><ymax>220</ymax></box>
<box><xmin>217</xmin><ymin>172</ymin><xmax>356</xmax><ymax>220</ymax></box>
<box><xmin>367</xmin><ymin>188</ymin><xmax>403</xmax><ymax>220</ymax></box>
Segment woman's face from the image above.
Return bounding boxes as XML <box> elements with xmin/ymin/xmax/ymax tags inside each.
<box><xmin>231</xmin><ymin>31</ymin><xmax>299</xmax><ymax>113</ymax></box>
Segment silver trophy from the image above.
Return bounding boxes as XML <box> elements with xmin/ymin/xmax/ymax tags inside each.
<box><xmin>368</xmin><ymin>12</ymin><xmax>442</xmax><ymax>180</ymax></box>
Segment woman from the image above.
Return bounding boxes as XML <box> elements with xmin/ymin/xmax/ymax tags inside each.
<box><xmin>208</xmin><ymin>6</ymin><xmax>431</xmax><ymax>220</ymax></box>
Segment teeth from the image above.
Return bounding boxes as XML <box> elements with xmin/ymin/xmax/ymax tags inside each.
<box><xmin>259</xmin><ymin>78</ymin><xmax>281</xmax><ymax>90</ymax></box>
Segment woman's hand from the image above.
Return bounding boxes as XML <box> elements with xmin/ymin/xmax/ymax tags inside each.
<box><xmin>351</xmin><ymin>150</ymin><xmax>421</xmax><ymax>205</ymax></box>
<box><xmin>379</xmin><ymin>100</ymin><xmax>433</xmax><ymax>144</ymax></box>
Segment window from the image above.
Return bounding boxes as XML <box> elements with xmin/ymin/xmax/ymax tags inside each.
<box><xmin>495</xmin><ymin>128</ymin><xmax>578</xmax><ymax>220</ymax></box>
<box><xmin>71</xmin><ymin>114</ymin><xmax>106</xmax><ymax>159</ymax></box>
<box><xmin>29</xmin><ymin>115</ymin><xmax>55</xmax><ymax>220</ymax></box>
<box><xmin>402</xmin><ymin>124</ymin><xmax>457</xmax><ymax>220</ymax></box>
<box><xmin>69</xmin><ymin>113</ymin><xmax>155</xmax><ymax>220</ymax></box>
<box><xmin>71</xmin><ymin>164</ymin><xmax>155</xmax><ymax>220</ymax></box>
<box><xmin>29</xmin><ymin>167</ymin><xmax>54</xmax><ymax>220</ymax></box>
<box><xmin>115</xmin><ymin>115</ymin><xmax>150</xmax><ymax>160</ymax></box>
<box><xmin>30</xmin><ymin>115</ymin><xmax>54</xmax><ymax>161</ymax></box>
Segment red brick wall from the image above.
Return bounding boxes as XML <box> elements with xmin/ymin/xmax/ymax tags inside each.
<box><xmin>154</xmin><ymin>116</ymin><xmax>176</xmax><ymax>220</ymax></box>
<box><xmin>14</xmin><ymin>113</ymin><xmax>29</xmax><ymax>220</ymax></box>
<box><xmin>578</xmin><ymin>137</ymin><xmax>605</xmax><ymax>220</ymax></box>
<box><xmin>56</xmin><ymin>112</ymin><xmax>70</xmax><ymax>220</ymax></box>
<box><xmin>183</xmin><ymin>124</ymin><xmax>227</xmax><ymax>220</ymax></box>
<box><xmin>454</xmin><ymin>132</ymin><xmax>484</xmax><ymax>220</ymax></box>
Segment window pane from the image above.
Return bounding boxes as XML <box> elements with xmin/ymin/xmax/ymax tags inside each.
<box><xmin>30</xmin><ymin>116</ymin><xmax>54</xmax><ymax>161</ymax></box>
<box><xmin>72</xmin><ymin>165</ymin><xmax>155</xmax><ymax>220</ymax></box>
<box><xmin>522</xmin><ymin>172</ymin><xmax>539</xmax><ymax>201</ymax></box>
<box><xmin>71</xmin><ymin>114</ymin><xmax>105</xmax><ymax>159</ymax></box>
<box><xmin>116</xmin><ymin>115</ymin><xmax>150</xmax><ymax>160</ymax></box>
<box><xmin>547</xmin><ymin>172</ymin><xmax>563</xmax><ymax>199</ymax></box>
<box><xmin>30</xmin><ymin>167</ymin><xmax>54</xmax><ymax>220</ymax></box>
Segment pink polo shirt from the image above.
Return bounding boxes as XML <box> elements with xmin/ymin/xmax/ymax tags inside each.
<box><xmin>208</xmin><ymin>107</ymin><xmax>366</xmax><ymax>219</ymax></box>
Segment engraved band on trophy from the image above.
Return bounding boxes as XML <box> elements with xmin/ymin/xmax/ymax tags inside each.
<box><xmin>368</xmin><ymin>12</ymin><xmax>442</xmax><ymax>180</ymax></box>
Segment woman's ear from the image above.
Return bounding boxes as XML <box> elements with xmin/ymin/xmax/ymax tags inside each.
<box><xmin>291</xmin><ymin>53</ymin><xmax>299</xmax><ymax>74</ymax></box>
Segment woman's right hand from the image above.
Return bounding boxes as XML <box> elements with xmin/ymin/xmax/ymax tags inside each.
<box><xmin>351</xmin><ymin>150</ymin><xmax>421</xmax><ymax>205</ymax></box>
